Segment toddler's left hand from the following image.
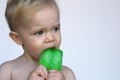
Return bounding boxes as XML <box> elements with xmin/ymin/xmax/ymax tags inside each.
<box><xmin>47</xmin><ymin>70</ymin><xmax>65</xmax><ymax>80</ymax></box>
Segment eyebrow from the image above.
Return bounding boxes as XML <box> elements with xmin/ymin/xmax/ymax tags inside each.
<box><xmin>53</xmin><ymin>20</ymin><xmax>60</xmax><ymax>26</ymax></box>
<box><xmin>54</xmin><ymin>23</ymin><xmax>60</xmax><ymax>27</ymax></box>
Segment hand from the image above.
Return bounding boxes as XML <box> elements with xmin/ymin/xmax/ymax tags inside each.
<box><xmin>47</xmin><ymin>70</ymin><xmax>65</xmax><ymax>80</ymax></box>
<box><xmin>27</xmin><ymin>65</ymin><xmax>48</xmax><ymax>80</ymax></box>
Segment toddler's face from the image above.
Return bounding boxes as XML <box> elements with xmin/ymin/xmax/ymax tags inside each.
<box><xmin>17</xmin><ymin>6</ymin><xmax>61</xmax><ymax>60</ymax></box>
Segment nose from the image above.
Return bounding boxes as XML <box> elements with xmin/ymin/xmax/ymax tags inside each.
<box><xmin>44</xmin><ymin>32</ymin><xmax>54</xmax><ymax>43</ymax></box>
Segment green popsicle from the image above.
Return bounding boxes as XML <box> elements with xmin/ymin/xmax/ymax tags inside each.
<box><xmin>39</xmin><ymin>48</ymin><xmax>63</xmax><ymax>71</ymax></box>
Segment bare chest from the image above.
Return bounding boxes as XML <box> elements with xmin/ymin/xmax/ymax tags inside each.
<box><xmin>12</xmin><ymin>66</ymin><xmax>34</xmax><ymax>80</ymax></box>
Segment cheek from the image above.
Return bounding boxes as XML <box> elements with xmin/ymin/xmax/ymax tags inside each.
<box><xmin>56</xmin><ymin>34</ymin><xmax>61</xmax><ymax>47</ymax></box>
<box><xmin>27</xmin><ymin>46</ymin><xmax>39</xmax><ymax>54</ymax></box>
<box><xmin>27</xmin><ymin>45</ymin><xmax>43</xmax><ymax>60</ymax></box>
<box><xmin>23</xmin><ymin>42</ymin><xmax>43</xmax><ymax>58</ymax></box>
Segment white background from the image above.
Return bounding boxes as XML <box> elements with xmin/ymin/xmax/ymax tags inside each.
<box><xmin>0</xmin><ymin>0</ymin><xmax>120</xmax><ymax>80</ymax></box>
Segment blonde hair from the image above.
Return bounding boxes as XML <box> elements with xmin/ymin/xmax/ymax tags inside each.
<box><xmin>5</xmin><ymin>0</ymin><xmax>58</xmax><ymax>31</ymax></box>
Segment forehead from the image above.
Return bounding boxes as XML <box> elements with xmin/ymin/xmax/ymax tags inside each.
<box><xmin>34</xmin><ymin>6</ymin><xmax>59</xmax><ymax>24</ymax></box>
<box><xmin>23</xmin><ymin>5</ymin><xmax>60</xmax><ymax>29</ymax></box>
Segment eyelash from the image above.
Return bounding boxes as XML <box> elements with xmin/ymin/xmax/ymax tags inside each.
<box><xmin>34</xmin><ymin>27</ymin><xmax>60</xmax><ymax>35</ymax></box>
<box><xmin>35</xmin><ymin>31</ymin><xmax>43</xmax><ymax>36</ymax></box>
<box><xmin>54</xmin><ymin>27</ymin><xmax>60</xmax><ymax>32</ymax></box>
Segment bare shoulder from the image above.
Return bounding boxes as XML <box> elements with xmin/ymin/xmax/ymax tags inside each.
<box><xmin>0</xmin><ymin>61</ymin><xmax>14</xmax><ymax>80</ymax></box>
<box><xmin>62</xmin><ymin>65</ymin><xmax>76</xmax><ymax>80</ymax></box>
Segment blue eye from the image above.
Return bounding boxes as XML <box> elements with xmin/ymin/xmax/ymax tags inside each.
<box><xmin>35</xmin><ymin>31</ymin><xmax>43</xmax><ymax>35</ymax></box>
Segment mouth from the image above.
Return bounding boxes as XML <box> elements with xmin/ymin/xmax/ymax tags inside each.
<box><xmin>46</xmin><ymin>46</ymin><xmax>56</xmax><ymax>49</ymax></box>
<box><xmin>44</xmin><ymin>46</ymin><xmax>56</xmax><ymax>51</ymax></box>
<box><xmin>39</xmin><ymin>46</ymin><xmax>57</xmax><ymax>57</ymax></box>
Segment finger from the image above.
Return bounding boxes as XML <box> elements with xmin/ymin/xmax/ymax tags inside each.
<box><xmin>39</xmin><ymin>65</ymin><xmax>48</xmax><ymax>78</ymax></box>
<box><xmin>47</xmin><ymin>70</ymin><xmax>65</xmax><ymax>80</ymax></box>
<box><xmin>48</xmin><ymin>70</ymin><xmax>58</xmax><ymax>77</ymax></box>
<box><xmin>48</xmin><ymin>70</ymin><xmax>58</xmax><ymax>73</ymax></box>
<box><xmin>35</xmin><ymin>65</ymin><xmax>48</xmax><ymax>79</ymax></box>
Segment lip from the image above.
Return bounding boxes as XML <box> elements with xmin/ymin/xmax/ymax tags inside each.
<box><xmin>44</xmin><ymin>45</ymin><xmax>56</xmax><ymax>51</ymax></box>
<box><xmin>45</xmin><ymin>46</ymin><xmax>56</xmax><ymax>50</ymax></box>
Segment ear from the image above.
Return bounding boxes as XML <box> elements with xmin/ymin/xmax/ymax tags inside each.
<box><xmin>9</xmin><ymin>31</ymin><xmax>23</xmax><ymax>45</ymax></box>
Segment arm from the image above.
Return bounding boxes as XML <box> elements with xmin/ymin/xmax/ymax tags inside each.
<box><xmin>27</xmin><ymin>65</ymin><xmax>75</xmax><ymax>80</ymax></box>
<box><xmin>0</xmin><ymin>61</ymin><xmax>13</xmax><ymax>80</ymax></box>
<box><xmin>28</xmin><ymin>65</ymin><xmax>65</xmax><ymax>80</ymax></box>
